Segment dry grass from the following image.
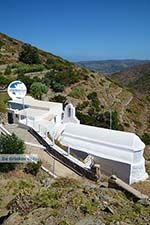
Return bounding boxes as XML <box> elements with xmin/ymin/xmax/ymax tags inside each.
<box><xmin>144</xmin><ymin>145</ymin><xmax>150</xmax><ymax>161</ymax></box>
<box><xmin>132</xmin><ymin>180</ymin><xmax>150</xmax><ymax>196</ymax></box>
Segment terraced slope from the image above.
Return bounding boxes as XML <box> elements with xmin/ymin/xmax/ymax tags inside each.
<box><xmin>111</xmin><ymin>63</ymin><xmax>150</xmax><ymax>97</ymax></box>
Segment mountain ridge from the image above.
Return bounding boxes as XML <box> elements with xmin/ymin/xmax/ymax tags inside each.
<box><xmin>76</xmin><ymin>59</ymin><xmax>150</xmax><ymax>73</ymax></box>
<box><xmin>110</xmin><ymin>63</ymin><xmax>150</xmax><ymax>97</ymax></box>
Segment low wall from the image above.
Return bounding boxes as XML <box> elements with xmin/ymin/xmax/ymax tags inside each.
<box><xmin>94</xmin><ymin>156</ymin><xmax>130</xmax><ymax>184</ymax></box>
<box><xmin>70</xmin><ymin>148</ymin><xmax>130</xmax><ymax>183</ymax></box>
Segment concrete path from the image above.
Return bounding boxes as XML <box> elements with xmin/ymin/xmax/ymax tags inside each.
<box><xmin>3</xmin><ymin>123</ymin><xmax>81</xmax><ymax>179</ymax></box>
<box><xmin>4</xmin><ymin>124</ymin><xmax>40</xmax><ymax>144</ymax></box>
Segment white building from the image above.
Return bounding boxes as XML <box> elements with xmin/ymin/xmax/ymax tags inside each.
<box><xmin>59</xmin><ymin>123</ymin><xmax>148</xmax><ymax>184</ymax></box>
<box><xmin>7</xmin><ymin>96</ymin><xmax>148</xmax><ymax>184</ymax></box>
<box><xmin>8</xmin><ymin>95</ymin><xmax>63</xmax><ymax>125</ymax></box>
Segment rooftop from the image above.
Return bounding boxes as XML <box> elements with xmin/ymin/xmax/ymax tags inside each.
<box><xmin>9</xmin><ymin>96</ymin><xmax>63</xmax><ymax>110</ymax></box>
<box><xmin>16</xmin><ymin>107</ymin><xmax>49</xmax><ymax>118</ymax></box>
<box><xmin>61</xmin><ymin>123</ymin><xmax>145</xmax><ymax>151</ymax></box>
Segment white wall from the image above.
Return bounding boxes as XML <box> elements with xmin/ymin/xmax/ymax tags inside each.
<box><xmin>59</xmin><ymin>122</ymin><xmax>148</xmax><ymax>184</ymax></box>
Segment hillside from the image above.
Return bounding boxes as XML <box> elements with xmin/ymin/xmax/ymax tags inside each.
<box><xmin>0</xmin><ymin>32</ymin><xmax>150</xmax><ymax>137</ymax></box>
<box><xmin>76</xmin><ymin>59</ymin><xmax>150</xmax><ymax>73</ymax></box>
<box><xmin>111</xmin><ymin>63</ymin><xmax>150</xmax><ymax>97</ymax></box>
<box><xmin>0</xmin><ymin>33</ymin><xmax>67</xmax><ymax>65</ymax></box>
<box><xmin>0</xmin><ymin>167</ymin><xmax>150</xmax><ymax>225</ymax></box>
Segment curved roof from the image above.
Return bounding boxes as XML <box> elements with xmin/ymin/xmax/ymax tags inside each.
<box><xmin>60</xmin><ymin>123</ymin><xmax>145</xmax><ymax>164</ymax></box>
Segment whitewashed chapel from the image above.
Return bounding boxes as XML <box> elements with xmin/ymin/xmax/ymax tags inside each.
<box><xmin>7</xmin><ymin>95</ymin><xmax>148</xmax><ymax>184</ymax></box>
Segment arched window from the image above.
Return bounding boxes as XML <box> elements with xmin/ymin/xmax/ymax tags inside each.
<box><xmin>68</xmin><ymin>107</ymin><xmax>71</xmax><ymax>117</ymax></box>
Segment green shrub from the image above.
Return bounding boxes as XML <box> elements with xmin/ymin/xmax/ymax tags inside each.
<box><xmin>0</xmin><ymin>40</ymin><xmax>4</xmax><ymax>49</ymax></box>
<box><xmin>4</xmin><ymin>65</ymin><xmax>11</xmax><ymax>75</ymax></box>
<box><xmin>145</xmin><ymin>96</ymin><xmax>150</xmax><ymax>102</ymax></box>
<box><xmin>50</xmin><ymin>95</ymin><xmax>67</xmax><ymax>107</ymax></box>
<box><xmin>50</xmin><ymin>211</ymin><xmax>59</xmax><ymax>217</ymax></box>
<box><xmin>51</xmin><ymin>82</ymin><xmax>65</xmax><ymax>92</ymax></box>
<box><xmin>141</xmin><ymin>133</ymin><xmax>150</xmax><ymax>145</ymax></box>
<box><xmin>17</xmin><ymin>74</ymin><xmax>34</xmax><ymax>91</ymax></box>
<box><xmin>51</xmin><ymin>177</ymin><xmax>80</xmax><ymax>189</ymax></box>
<box><xmin>0</xmin><ymin>133</ymin><xmax>25</xmax><ymax>172</ymax></box>
<box><xmin>0</xmin><ymin>60</ymin><xmax>5</xmax><ymax>65</ymax></box>
<box><xmin>30</xmin><ymin>82</ymin><xmax>48</xmax><ymax>99</ymax></box>
<box><xmin>0</xmin><ymin>92</ymin><xmax>9</xmax><ymax>112</ymax></box>
<box><xmin>46</xmin><ymin>58</ymin><xmax>57</xmax><ymax>66</ymax></box>
<box><xmin>58</xmin><ymin>221</ymin><xmax>70</xmax><ymax>225</ymax></box>
<box><xmin>43</xmin><ymin>69</ymin><xmax>81</xmax><ymax>91</ymax></box>
<box><xmin>87</xmin><ymin>92</ymin><xmax>100</xmax><ymax>112</ymax></box>
<box><xmin>69</xmin><ymin>87</ymin><xmax>85</xmax><ymax>99</ymax></box>
<box><xmin>0</xmin><ymin>75</ymin><xmax>11</xmax><ymax>86</ymax></box>
<box><xmin>91</xmin><ymin>98</ymin><xmax>100</xmax><ymax>112</ymax></box>
<box><xmin>77</xmin><ymin>101</ymin><xmax>89</xmax><ymax>111</ymax></box>
<box><xmin>19</xmin><ymin>44</ymin><xmax>41</xmax><ymax>64</ymax></box>
<box><xmin>146</xmin><ymin>164</ymin><xmax>150</xmax><ymax>175</ymax></box>
<box><xmin>77</xmin><ymin>110</ymin><xmax>124</xmax><ymax>130</ymax></box>
<box><xmin>6</xmin><ymin>179</ymin><xmax>34</xmax><ymax>193</ymax></box>
<box><xmin>87</xmin><ymin>92</ymin><xmax>97</xmax><ymax>101</ymax></box>
<box><xmin>25</xmin><ymin>160</ymin><xmax>42</xmax><ymax>176</ymax></box>
<box><xmin>16</xmin><ymin>64</ymin><xmax>45</xmax><ymax>74</ymax></box>
<box><xmin>126</xmin><ymin>108</ymin><xmax>132</xmax><ymax>113</ymax></box>
<box><xmin>33</xmin><ymin>188</ymin><xmax>62</xmax><ymax>208</ymax></box>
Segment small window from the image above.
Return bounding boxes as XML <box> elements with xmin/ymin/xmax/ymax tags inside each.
<box><xmin>68</xmin><ymin>107</ymin><xmax>71</xmax><ymax>117</ymax></box>
<box><xmin>61</xmin><ymin>113</ymin><xmax>64</xmax><ymax>120</ymax></box>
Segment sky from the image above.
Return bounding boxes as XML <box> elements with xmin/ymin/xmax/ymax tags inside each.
<box><xmin>0</xmin><ymin>0</ymin><xmax>150</xmax><ymax>61</ymax></box>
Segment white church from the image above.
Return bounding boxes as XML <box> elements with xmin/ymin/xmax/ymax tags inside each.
<box><xmin>7</xmin><ymin>81</ymin><xmax>148</xmax><ymax>184</ymax></box>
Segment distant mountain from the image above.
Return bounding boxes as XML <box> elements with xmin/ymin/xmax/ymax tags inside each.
<box><xmin>77</xmin><ymin>59</ymin><xmax>150</xmax><ymax>73</ymax></box>
<box><xmin>111</xmin><ymin>63</ymin><xmax>150</xmax><ymax>97</ymax></box>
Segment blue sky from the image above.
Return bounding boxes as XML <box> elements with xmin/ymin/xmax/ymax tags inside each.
<box><xmin>0</xmin><ymin>0</ymin><xmax>150</xmax><ymax>61</ymax></box>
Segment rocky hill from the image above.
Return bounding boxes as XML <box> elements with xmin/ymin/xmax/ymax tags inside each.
<box><xmin>0</xmin><ymin>166</ymin><xmax>150</xmax><ymax>225</ymax></box>
<box><xmin>0</xmin><ymin>33</ymin><xmax>66</xmax><ymax>65</ymax></box>
<box><xmin>0</xmin><ymin>32</ymin><xmax>150</xmax><ymax>137</ymax></box>
<box><xmin>110</xmin><ymin>63</ymin><xmax>150</xmax><ymax>98</ymax></box>
<box><xmin>76</xmin><ymin>59</ymin><xmax>150</xmax><ymax>73</ymax></box>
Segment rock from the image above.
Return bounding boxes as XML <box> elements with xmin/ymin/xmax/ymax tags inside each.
<box><xmin>99</xmin><ymin>182</ymin><xmax>108</xmax><ymax>188</ymax></box>
<box><xmin>102</xmin><ymin>206</ymin><xmax>114</xmax><ymax>214</ymax></box>
<box><xmin>138</xmin><ymin>198</ymin><xmax>150</xmax><ymax>207</ymax></box>
<box><xmin>75</xmin><ymin>216</ymin><xmax>105</xmax><ymax>225</ymax></box>
<box><xmin>2</xmin><ymin>212</ymin><xmax>22</xmax><ymax>225</ymax></box>
<box><xmin>108</xmin><ymin>175</ymin><xmax>148</xmax><ymax>201</ymax></box>
<box><xmin>80</xmin><ymin>205</ymin><xmax>88</xmax><ymax>215</ymax></box>
<box><xmin>20</xmin><ymin>207</ymin><xmax>57</xmax><ymax>225</ymax></box>
<box><xmin>7</xmin><ymin>191</ymin><xmax>34</xmax><ymax>215</ymax></box>
<box><xmin>109</xmin><ymin>222</ymin><xmax>130</xmax><ymax>225</ymax></box>
<box><xmin>0</xmin><ymin>210</ymin><xmax>10</xmax><ymax>224</ymax></box>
